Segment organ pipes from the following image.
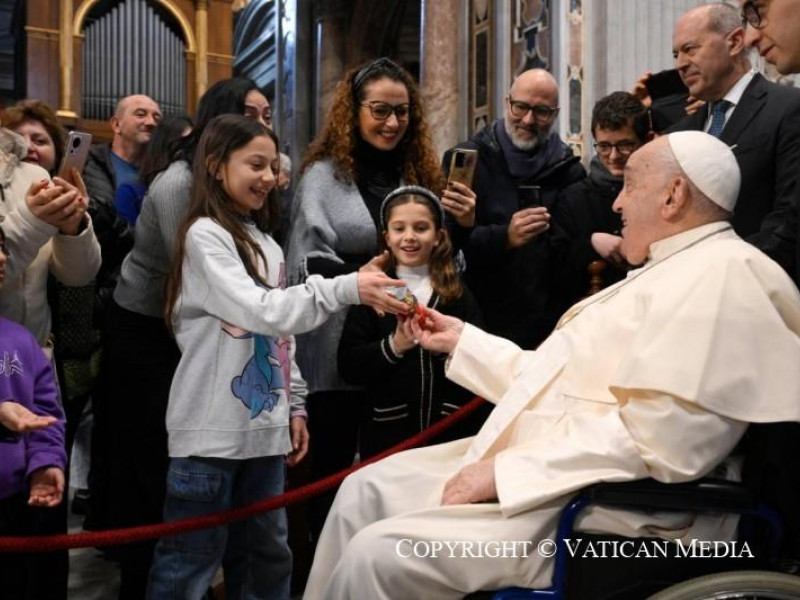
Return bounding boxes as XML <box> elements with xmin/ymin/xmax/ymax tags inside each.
<box><xmin>81</xmin><ymin>0</ymin><xmax>187</xmax><ymax>120</ymax></box>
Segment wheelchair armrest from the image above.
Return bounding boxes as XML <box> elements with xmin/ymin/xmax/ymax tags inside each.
<box><xmin>579</xmin><ymin>478</ymin><xmax>757</xmax><ymax>514</ymax></box>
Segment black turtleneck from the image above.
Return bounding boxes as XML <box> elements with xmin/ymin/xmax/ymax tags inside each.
<box><xmin>305</xmin><ymin>138</ymin><xmax>403</xmax><ymax>278</ymax></box>
<box><xmin>353</xmin><ymin>137</ymin><xmax>403</xmax><ymax>228</ymax></box>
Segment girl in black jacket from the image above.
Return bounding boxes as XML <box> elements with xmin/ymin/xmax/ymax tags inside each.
<box><xmin>338</xmin><ymin>186</ymin><xmax>487</xmax><ymax>458</ymax></box>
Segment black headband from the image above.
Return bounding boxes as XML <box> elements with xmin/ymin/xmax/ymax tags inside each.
<box><xmin>352</xmin><ymin>57</ymin><xmax>402</xmax><ymax>100</ymax></box>
<box><xmin>380</xmin><ymin>185</ymin><xmax>445</xmax><ymax>230</ymax></box>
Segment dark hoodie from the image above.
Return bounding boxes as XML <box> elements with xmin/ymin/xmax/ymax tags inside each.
<box><xmin>443</xmin><ymin>119</ymin><xmax>585</xmax><ymax>349</ymax></box>
<box><xmin>550</xmin><ymin>156</ymin><xmax>626</xmax><ymax>308</ymax></box>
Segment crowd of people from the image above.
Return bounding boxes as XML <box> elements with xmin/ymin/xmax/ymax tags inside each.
<box><xmin>2</xmin><ymin>1</ymin><xmax>800</xmax><ymax>599</ymax></box>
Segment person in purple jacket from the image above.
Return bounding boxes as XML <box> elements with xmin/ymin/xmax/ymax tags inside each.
<box><xmin>0</xmin><ymin>223</ymin><xmax>67</xmax><ymax>599</ymax></box>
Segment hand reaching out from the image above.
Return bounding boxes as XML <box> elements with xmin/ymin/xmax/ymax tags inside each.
<box><xmin>0</xmin><ymin>401</ymin><xmax>57</xmax><ymax>433</ymax></box>
<box><xmin>28</xmin><ymin>467</ymin><xmax>65</xmax><ymax>508</ymax></box>
<box><xmin>409</xmin><ymin>308</ymin><xmax>464</xmax><ymax>354</ymax></box>
<box><xmin>361</xmin><ymin>250</ymin><xmax>391</xmax><ymax>273</ymax></box>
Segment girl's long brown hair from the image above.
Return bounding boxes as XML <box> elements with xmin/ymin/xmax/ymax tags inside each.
<box><xmin>164</xmin><ymin>114</ymin><xmax>281</xmax><ymax>329</ymax></box>
<box><xmin>301</xmin><ymin>58</ymin><xmax>444</xmax><ymax>194</ymax></box>
<box><xmin>380</xmin><ymin>194</ymin><xmax>463</xmax><ymax>304</ymax></box>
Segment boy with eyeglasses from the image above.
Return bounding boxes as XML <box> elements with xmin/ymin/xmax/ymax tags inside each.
<box><xmin>550</xmin><ymin>92</ymin><xmax>651</xmax><ymax>307</ymax></box>
<box><xmin>442</xmin><ymin>68</ymin><xmax>585</xmax><ymax>350</ymax></box>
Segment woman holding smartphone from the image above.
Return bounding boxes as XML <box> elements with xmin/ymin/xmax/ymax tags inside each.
<box><xmin>0</xmin><ymin>98</ymin><xmax>100</xmax><ymax>600</ymax></box>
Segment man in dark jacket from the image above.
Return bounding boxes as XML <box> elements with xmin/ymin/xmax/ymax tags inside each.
<box><xmin>670</xmin><ymin>3</ymin><xmax>800</xmax><ymax>246</ymax></box>
<box><xmin>443</xmin><ymin>69</ymin><xmax>585</xmax><ymax>349</ymax></box>
<box><xmin>551</xmin><ymin>91</ymin><xmax>651</xmax><ymax>307</ymax></box>
<box><xmin>83</xmin><ymin>94</ymin><xmax>162</xmax><ymax>308</ymax></box>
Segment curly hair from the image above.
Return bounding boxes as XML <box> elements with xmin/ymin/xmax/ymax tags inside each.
<box><xmin>301</xmin><ymin>58</ymin><xmax>444</xmax><ymax>195</ymax></box>
<box><xmin>1</xmin><ymin>99</ymin><xmax>68</xmax><ymax>172</ymax></box>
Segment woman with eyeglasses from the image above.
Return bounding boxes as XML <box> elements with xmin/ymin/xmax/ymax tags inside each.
<box><xmin>286</xmin><ymin>57</ymin><xmax>445</xmax><ymax>541</ymax></box>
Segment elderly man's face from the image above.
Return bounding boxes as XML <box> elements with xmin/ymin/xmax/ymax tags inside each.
<box><xmin>612</xmin><ymin>144</ymin><xmax>667</xmax><ymax>265</ymax></box>
<box><xmin>742</xmin><ymin>0</ymin><xmax>800</xmax><ymax>74</ymax></box>
<box><xmin>672</xmin><ymin>13</ymin><xmax>739</xmax><ymax>101</ymax></box>
<box><xmin>504</xmin><ymin>82</ymin><xmax>558</xmax><ymax>151</ymax></box>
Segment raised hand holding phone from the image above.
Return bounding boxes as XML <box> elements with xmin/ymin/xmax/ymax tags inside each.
<box><xmin>444</xmin><ymin>149</ymin><xmax>478</xmax><ymax>227</ymax></box>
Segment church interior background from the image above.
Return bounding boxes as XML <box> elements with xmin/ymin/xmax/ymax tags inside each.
<box><xmin>1</xmin><ymin>0</ymin><xmax>794</xmax><ymax>168</ymax></box>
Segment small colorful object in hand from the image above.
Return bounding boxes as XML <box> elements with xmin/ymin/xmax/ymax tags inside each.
<box><xmin>387</xmin><ymin>286</ymin><xmax>428</xmax><ymax>324</ymax></box>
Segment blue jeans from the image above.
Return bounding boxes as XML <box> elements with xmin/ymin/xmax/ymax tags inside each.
<box><xmin>147</xmin><ymin>455</ymin><xmax>291</xmax><ymax>600</ymax></box>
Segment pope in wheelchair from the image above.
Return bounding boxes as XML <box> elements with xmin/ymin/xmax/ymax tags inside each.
<box><xmin>302</xmin><ymin>131</ymin><xmax>800</xmax><ymax>600</ymax></box>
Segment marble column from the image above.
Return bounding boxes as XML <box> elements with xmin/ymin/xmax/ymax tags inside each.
<box><xmin>420</xmin><ymin>0</ymin><xmax>461</xmax><ymax>156</ymax></box>
<box><xmin>314</xmin><ymin>0</ymin><xmax>347</xmax><ymax>133</ymax></box>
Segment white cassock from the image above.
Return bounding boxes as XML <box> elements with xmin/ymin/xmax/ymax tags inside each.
<box><xmin>303</xmin><ymin>222</ymin><xmax>800</xmax><ymax>600</ymax></box>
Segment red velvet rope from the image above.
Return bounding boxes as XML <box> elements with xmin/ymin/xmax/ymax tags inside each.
<box><xmin>0</xmin><ymin>396</ymin><xmax>486</xmax><ymax>553</ymax></box>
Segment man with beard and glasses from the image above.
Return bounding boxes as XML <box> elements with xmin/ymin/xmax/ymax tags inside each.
<box><xmin>443</xmin><ymin>69</ymin><xmax>585</xmax><ymax>349</ymax></box>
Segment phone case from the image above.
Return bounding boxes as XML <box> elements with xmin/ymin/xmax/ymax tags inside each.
<box><xmin>448</xmin><ymin>149</ymin><xmax>478</xmax><ymax>188</ymax></box>
<box><xmin>57</xmin><ymin>131</ymin><xmax>93</xmax><ymax>179</ymax></box>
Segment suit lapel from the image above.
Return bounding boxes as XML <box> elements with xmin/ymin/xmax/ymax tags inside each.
<box><xmin>720</xmin><ymin>74</ymin><xmax>767</xmax><ymax>145</ymax></box>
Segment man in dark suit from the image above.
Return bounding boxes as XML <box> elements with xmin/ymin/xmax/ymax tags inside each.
<box><xmin>740</xmin><ymin>0</ymin><xmax>800</xmax><ymax>284</ymax></box>
<box><xmin>670</xmin><ymin>3</ymin><xmax>800</xmax><ymax>245</ymax></box>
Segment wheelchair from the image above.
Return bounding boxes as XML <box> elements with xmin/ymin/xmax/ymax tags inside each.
<box><xmin>467</xmin><ymin>423</ymin><xmax>800</xmax><ymax>600</ymax></box>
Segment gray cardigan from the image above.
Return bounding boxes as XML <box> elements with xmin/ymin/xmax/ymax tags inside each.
<box><xmin>286</xmin><ymin>159</ymin><xmax>379</xmax><ymax>393</ymax></box>
<box><xmin>114</xmin><ymin>160</ymin><xmax>192</xmax><ymax>318</ymax></box>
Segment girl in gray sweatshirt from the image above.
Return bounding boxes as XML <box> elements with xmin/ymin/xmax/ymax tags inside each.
<box><xmin>147</xmin><ymin>115</ymin><xmax>405</xmax><ymax>599</ymax></box>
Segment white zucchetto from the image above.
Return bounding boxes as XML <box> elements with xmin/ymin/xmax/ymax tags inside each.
<box><xmin>667</xmin><ymin>131</ymin><xmax>741</xmax><ymax>212</ymax></box>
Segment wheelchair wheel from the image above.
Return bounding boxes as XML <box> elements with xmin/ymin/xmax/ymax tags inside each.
<box><xmin>647</xmin><ymin>570</ymin><xmax>800</xmax><ymax>599</ymax></box>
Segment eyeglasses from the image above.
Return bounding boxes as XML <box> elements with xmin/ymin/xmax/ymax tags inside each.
<box><xmin>741</xmin><ymin>1</ymin><xmax>765</xmax><ymax>29</ymax></box>
<box><xmin>360</xmin><ymin>101</ymin><xmax>412</xmax><ymax>121</ymax></box>
<box><xmin>593</xmin><ymin>141</ymin><xmax>638</xmax><ymax>156</ymax></box>
<box><xmin>507</xmin><ymin>97</ymin><xmax>559</xmax><ymax>121</ymax></box>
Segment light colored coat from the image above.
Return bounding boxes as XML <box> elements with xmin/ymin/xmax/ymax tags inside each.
<box><xmin>305</xmin><ymin>222</ymin><xmax>800</xmax><ymax>599</ymax></box>
<box><xmin>0</xmin><ymin>129</ymin><xmax>101</xmax><ymax>346</ymax></box>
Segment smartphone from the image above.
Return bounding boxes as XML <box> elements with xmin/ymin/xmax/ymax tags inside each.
<box><xmin>447</xmin><ymin>148</ymin><xmax>478</xmax><ymax>188</ymax></box>
<box><xmin>517</xmin><ymin>185</ymin><xmax>541</xmax><ymax>209</ymax></box>
<box><xmin>644</xmin><ymin>69</ymin><xmax>688</xmax><ymax>100</ymax></box>
<box><xmin>57</xmin><ymin>131</ymin><xmax>93</xmax><ymax>179</ymax></box>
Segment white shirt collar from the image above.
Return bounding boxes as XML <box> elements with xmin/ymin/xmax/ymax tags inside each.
<box><xmin>647</xmin><ymin>221</ymin><xmax>733</xmax><ymax>263</ymax></box>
